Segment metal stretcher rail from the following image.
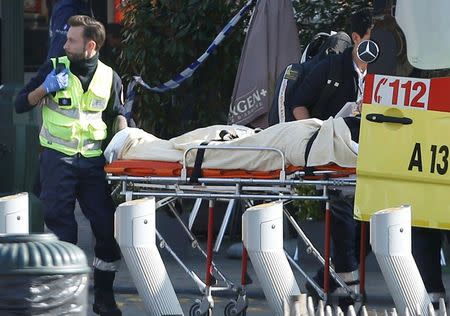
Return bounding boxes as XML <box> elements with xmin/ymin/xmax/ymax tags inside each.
<box><xmin>108</xmin><ymin>175</ymin><xmax>356</xmax><ymax>186</ymax></box>
<box><xmin>108</xmin><ymin>174</ymin><xmax>356</xmax><ymax>200</ymax></box>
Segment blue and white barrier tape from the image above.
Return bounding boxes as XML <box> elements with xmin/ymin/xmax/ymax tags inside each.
<box><xmin>132</xmin><ymin>0</ymin><xmax>254</xmax><ymax>93</ymax></box>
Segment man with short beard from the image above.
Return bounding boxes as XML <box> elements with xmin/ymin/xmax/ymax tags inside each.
<box><xmin>15</xmin><ymin>15</ymin><xmax>125</xmax><ymax>316</ymax></box>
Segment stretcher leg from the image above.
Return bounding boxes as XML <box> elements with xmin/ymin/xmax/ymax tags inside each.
<box><xmin>283</xmin><ymin>203</ymin><xmax>357</xmax><ymax>300</ymax></box>
<box><xmin>285</xmin><ymin>252</ymin><xmax>326</xmax><ymax>300</ymax></box>
<box><xmin>214</xmin><ymin>199</ymin><xmax>235</xmax><ymax>252</ymax></box>
<box><xmin>241</xmin><ymin>246</ymin><xmax>249</xmax><ymax>286</ymax></box>
<box><xmin>124</xmin><ymin>192</ymin><xmax>234</xmax><ymax>291</ymax></box>
<box><xmin>324</xmin><ymin>200</ymin><xmax>331</xmax><ymax>299</ymax></box>
<box><xmin>156</xmin><ymin>229</ymin><xmax>208</xmax><ymax>293</ymax></box>
<box><xmin>205</xmin><ymin>200</ymin><xmax>215</xmax><ymax>288</ymax></box>
<box><xmin>189</xmin><ymin>198</ymin><xmax>203</xmax><ymax>229</ymax></box>
<box><xmin>359</xmin><ymin>221</ymin><xmax>368</xmax><ymax>301</ymax></box>
<box><xmin>283</xmin><ymin>205</ymin><xmax>327</xmax><ymax>265</ymax></box>
<box><xmin>165</xmin><ymin>200</ymin><xmax>235</xmax><ymax>290</ymax></box>
<box><xmin>321</xmin><ymin>184</ymin><xmax>363</xmax><ymax>303</ymax></box>
<box><xmin>190</xmin><ymin>200</ymin><xmax>216</xmax><ymax>316</ymax></box>
<box><xmin>225</xmin><ymin>246</ymin><xmax>250</xmax><ymax>316</ymax></box>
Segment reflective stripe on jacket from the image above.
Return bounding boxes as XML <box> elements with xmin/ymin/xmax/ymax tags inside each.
<box><xmin>39</xmin><ymin>56</ymin><xmax>113</xmax><ymax>157</ymax></box>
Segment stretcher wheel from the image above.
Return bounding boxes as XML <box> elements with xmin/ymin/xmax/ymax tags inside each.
<box><xmin>189</xmin><ymin>302</ymin><xmax>212</xmax><ymax>316</ymax></box>
<box><xmin>224</xmin><ymin>301</ymin><xmax>247</xmax><ymax>316</ymax></box>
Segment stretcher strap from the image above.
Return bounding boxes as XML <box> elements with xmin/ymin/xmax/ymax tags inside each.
<box><xmin>190</xmin><ymin>132</ymin><xmax>240</xmax><ymax>183</ymax></box>
<box><xmin>304</xmin><ymin>130</ymin><xmax>319</xmax><ymax>176</ymax></box>
<box><xmin>190</xmin><ymin>141</ymin><xmax>210</xmax><ymax>183</ymax></box>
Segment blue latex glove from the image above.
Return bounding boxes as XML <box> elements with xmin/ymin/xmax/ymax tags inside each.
<box><xmin>43</xmin><ymin>68</ymin><xmax>69</xmax><ymax>93</ymax></box>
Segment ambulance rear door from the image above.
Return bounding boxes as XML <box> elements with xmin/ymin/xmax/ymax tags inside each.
<box><xmin>355</xmin><ymin>74</ymin><xmax>450</xmax><ymax>229</ymax></box>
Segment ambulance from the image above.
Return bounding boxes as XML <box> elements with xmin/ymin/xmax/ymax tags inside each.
<box><xmin>355</xmin><ymin>0</ymin><xmax>450</xmax><ymax>229</ymax></box>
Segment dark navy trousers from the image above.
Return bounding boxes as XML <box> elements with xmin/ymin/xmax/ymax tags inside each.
<box><xmin>39</xmin><ymin>148</ymin><xmax>121</xmax><ymax>263</ymax></box>
<box><xmin>329</xmin><ymin>191</ymin><xmax>370</xmax><ymax>273</ymax></box>
<box><xmin>412</xmin><ymin>227</ymin><xmax>448</xmax><ymax>294</ymax></box>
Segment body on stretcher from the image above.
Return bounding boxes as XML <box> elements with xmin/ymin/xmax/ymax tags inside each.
<box><xmin>104</xmin><ymin>117</ymin><xmax>361</xmax><ymax>304</ymax></box>
<box><xmin>105</xmin><ymin>116</ymin><xmax>358</xmax><ymax>200</ymax></box>
<box><xmin>104</xmin><ymin>116</ymin><xmax>359</xmax><ymax>171</ymax></box>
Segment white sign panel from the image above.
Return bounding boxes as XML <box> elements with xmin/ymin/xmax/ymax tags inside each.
<box><xmin>371</xmin><ymin>74</ymin><xmax>431</xmax><ymax>110</ymax></box>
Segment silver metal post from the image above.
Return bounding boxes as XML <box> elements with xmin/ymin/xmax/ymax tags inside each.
<box><xmin>213</xmin><ymin>199</ymin><xmax>235</xmax><ymax>252</ymax></box>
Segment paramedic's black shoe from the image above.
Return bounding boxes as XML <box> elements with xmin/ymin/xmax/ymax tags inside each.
<box><xmin>305</xmin><ymin>268</ymin><xmax>360</xmax><ymax>307</ymax></box>
<box><xmin>305</xmin><ymin>280</ymin><xmax>321</xmax><ymax>303</ymax></box>
<box><xmin>305</xmin><ymin>267</ymin><xmax>338</xmax><ymax>300</ymax></box>
<box><xmin>93</xmin><ymin>269</ymin><xmax>122</xmax><ymax>316</ymax></box>
<box><xmin>337</xmin><ymin>296</ymin><xmax>356</xmax><ymax>311</ymax></box>
<box><xmin>428</xmin><ymin>292</ymin><xmax>447</xmax><ymax>311</ymax></box>
<box><xmin>334</xmin><ymin>272</ymin><xmax>360</xmax><ymax>309</ymax></box>
<box><xmin>305</xmin><ymin>273</ymin><xmax>337</xmax><ymax>304</ymax></box>
<box><xmin>93</xmin><ymin>291</ymin><xmax>122</xmax><ymax>316</ymax></box>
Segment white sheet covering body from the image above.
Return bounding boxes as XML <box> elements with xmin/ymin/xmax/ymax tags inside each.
<box><xmin>105</xmin><ymin>117</ymin><xmax>358</xmax><ymax>171</ymax></box>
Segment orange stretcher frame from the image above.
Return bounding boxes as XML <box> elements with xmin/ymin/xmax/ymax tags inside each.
<box><xmin>105</xmin><ymin>159</ymin><xmax>356</xmax><ymax>179</ymax></box>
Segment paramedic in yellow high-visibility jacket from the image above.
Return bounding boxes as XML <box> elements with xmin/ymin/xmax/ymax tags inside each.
<box><xmin>15</xmin><ymin>15</ymin><xmax>126</xmax><ymax>316</ymax></box>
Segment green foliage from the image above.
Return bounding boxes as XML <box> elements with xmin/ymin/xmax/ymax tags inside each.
<box><xmin>119</xmin><ymin>0</ymin><xmax>248</xmax><ymax>138</ymax></box>
<box><xmin>293</xmin><ymin>0</ymin><xmax>372</xmax><ymax>49</ymax></box>
<box><xmin>120</xmin><ymin>0</ymin><xmax>372</xmax><ymax>136</ymax></box>
<box><xmin>294</xmin><ymin>185</ymin><xmax>324</xmax><ymax>221</ymax></box>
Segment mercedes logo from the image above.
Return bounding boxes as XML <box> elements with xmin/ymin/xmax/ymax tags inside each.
<box><xmin>357</xmin><ymin>40</ymin><xmax>379</xmax><ymax>64</ymax></box>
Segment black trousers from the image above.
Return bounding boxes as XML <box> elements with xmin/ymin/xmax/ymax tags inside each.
<box><xmin>312</xmin><ymin>190</ymin><xmax>371</xmax><ymax>286</ymax></box>
<box><xmin>412</xmin><ymin>226</ymin><xmax>449</xmax><ymax>294</ymax></box>
<box><xmin>39</xmin><ymin>148</ymin><xmax>121</xmax><ymax>263</ymax></box>
<box><xmin>329</xmin><ymin>190</ymin><xmax>370</xmax><ymax>273</ymax></box>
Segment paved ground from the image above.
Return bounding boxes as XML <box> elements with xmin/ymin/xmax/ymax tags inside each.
<box><xmin>72</xmin><ymin>204</ymin><xmax>450</xmax><ymax>315</ymax></box>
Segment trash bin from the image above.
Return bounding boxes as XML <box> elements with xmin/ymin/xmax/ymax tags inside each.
<box><xmin>0</xmin><ymin>233</ymin><xmax>90</xmax><ymax>315</ymax></box>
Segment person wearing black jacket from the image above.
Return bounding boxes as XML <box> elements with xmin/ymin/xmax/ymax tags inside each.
<box><xmin>290</xmin><ymin>47</ymin><xmax>360</xmax><ymax>120</ymax></box>
<box><xmin>15</xmin><ymin>15</ymin><xmax>125</xmax><ymax>316</ymax></box>
<box><xmin>290</xmin><ymin>8</ymin><xmax>373</xmax><ymax>305</ymax></box>
<box><xmin>47</xmin><ymin>0</ymin><xmax>92</xmax><ymax>59</ymax></box>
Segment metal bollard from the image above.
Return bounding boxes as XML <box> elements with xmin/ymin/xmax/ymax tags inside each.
<box><xmin>242</xmin><ymin>201</ymin><xmax>301</xmax><ymax>316</ymax></box>
<box><xmin>370</xmin><ymin>205</ymin><xmax>431</xmax><ymax>316</ymax></box>
<box><xmin>115</xmin><ymin>197</ymin><xmax>183</xmax><ymax>316</ymax></box>
<box><xmin>0</xmin><ymin>192</ymin><xmax>29</xmax><ymax>234</ymax></box>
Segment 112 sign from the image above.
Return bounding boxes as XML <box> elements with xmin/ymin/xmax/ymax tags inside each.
<box><xmin>372</xmin><ymin>75</ymin><xmax>431</xmax><ymax>109</ymax></box>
